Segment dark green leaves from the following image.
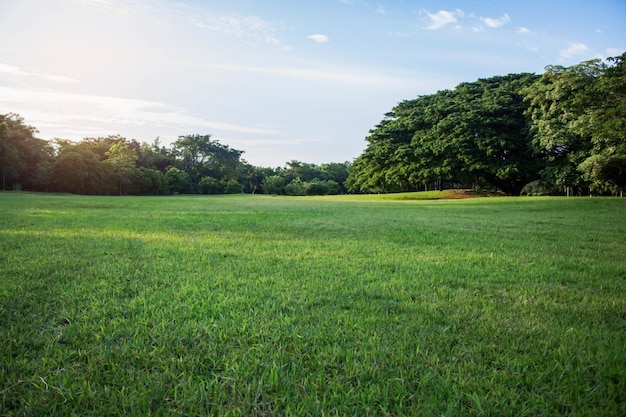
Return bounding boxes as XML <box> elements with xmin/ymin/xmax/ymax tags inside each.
<box><xmin>349</xmin><ymin>74</ymin><xmax>539</xmax><ymax>194</ymax></box>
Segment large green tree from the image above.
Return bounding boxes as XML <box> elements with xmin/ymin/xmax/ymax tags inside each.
<box><xmin>103</xmin><ymin>141</ymin><xmax>139</xmax><ymax>195</ymax></box>
<box><xmin>524</xmin><ymin>53</ymin><xmax>626</xmax><ymax>194</ymax></box>
<box><xmin>53</xmin><ymin>141</ymin><xmax>106</xmax><ymax>194</ymax></box>
<box><xmin>0</xmin><ymin>113</ymin><xmax>51</xmax><ymax>191</ymax></box>
<box><xmin>348</xmin><ymin>97</ymin><xmax>432</xmax><ymax>193</ymax></box>
<box><xmin>349</xmin><ymin>73</ymin><xmax>540</xmax><ymax>194</ymax></box>
<box><xmin>172</xmin><ymin>134</ymin><xmax>243</xmax><ymax>188</ymax></box>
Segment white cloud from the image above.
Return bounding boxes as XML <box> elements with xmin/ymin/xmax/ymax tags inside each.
<box><xmin>517</xmin><ymin>27</ymin><xmax>530</xmax><ymax>34</ymax></box>
<box><xmin>70</xmin><ymin>0</ymin><xmax>141</xmax><ymax>16</ymax></box>
<box><xmin>308</xmin><ymin>34</ymin><xmax>329</xmax><ymax>43</ymax></box>
<box><xmin>480</xmin><ymin>13</ymin><xmax>510</xmax><ymax>28</ymax></box>
<box><xmin>193</xmin><ymin>13</ymin><xmax>284</xmax><ymax>45</ymax></box>
<box><xmin>0</xmin><ymin>86</ymin><xmax>277</xmax><ymax>139</ymax></box>
<box><xmin>0</xmin><ymin>63</ymin><xmax>79</xmax><ymax>84</ymax></box>
<box><xmin>559</xmin><ymin>42</ymin><xmax>589</xmax><ymax>59</ymax></box>
<box><xmin>606</xmin><ymin>48</ymin><xmax>625</xmax><ymax>56</ymax></box>
<box><xmin>196</xmin><ymin>63</ymin><xmax>419</xmax><ymax>89</ymax></box>
<box><xmin>424</xmin><ymin>10</ymin><xmax>463</xmax><ymax>30</ymax></box>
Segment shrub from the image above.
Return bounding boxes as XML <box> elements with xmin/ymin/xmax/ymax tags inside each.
<box><xmin>520</xmin><ymin>180</ymin><xmax>556</xmax><ymax>196</ymax></box>
<box><xmin>285</xmin><ymin>178</ymin><xmax>306</xmax><ymax>196</ymax></box>
<box><xmin>199</xmin><ymin>176</ymin><xmax>222</xmax><ymax>194</ymax></box>
<box><xmin>261</xmin><ymin>175</ymin><xmax>285</xmax><ymax>195</ymax></box>
<box><xmin>223</xmin><ymin>179</ymin><xmax>243</xmax><ymax>194</ymax></box>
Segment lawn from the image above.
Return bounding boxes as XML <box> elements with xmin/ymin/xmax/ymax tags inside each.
<box><xmin>1</xmin><ymin>192</ymin><xmax>625</xmax><ymax>416</ymax></box>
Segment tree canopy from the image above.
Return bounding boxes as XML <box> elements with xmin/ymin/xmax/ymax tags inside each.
<box><xmin>0</xmin><ymin>124</ymin><xmax>350</xmax><ymax>195</ymax></box>
<box><xmin>348</xmin><ymin>53</ymin><xmax>625</xmax><ymax>195</ymax></box>
<box><xmin>2</xmin><ymin>54</ymin><xmax>624</xmax><ymax>196</ymax></box>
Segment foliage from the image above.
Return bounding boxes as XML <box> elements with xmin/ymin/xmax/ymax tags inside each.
<box><xmin>172</xmin><ymin>134</ymin><xmax>243</xmax><ymax>184</ymax></box>
<box><xmin>103</xmin><ymin>141</ymin><xmax>139</xmax><ymax>195</ymax></box>
<box><xmin>284</xmin><ymin>177</ymin><xmax>306</xmax><ymax>195</ymax></box>
<box><xmin>0</xmin><ymin>117</ymin><xmax>350</xmax><ymax>195</ymax></box>
<box><xmin>1</xmin><ymin>193</ymin><xmax>625</xmax><ymax>415</ymax></box>
<box><xmin>349</xmin><ymin>53</ymin><xmax>626</xmax><ymax>195</ymax></box>
<box><xmin>2</xmin><ymin>54</ymin><xmax>624</xmax><ymax>196</ymax></box>
<box><xmin>199</xmin><ymin>176</ymin><xmax>222</xmax><ymax>194</ymax></box>
<box><xmin>523</xmin><ymin>53</ymin><xmax>626</xmax><ymax>194</ymax></box>
<box><xmin>261</xmin><ymin>175</ymin><xmax>286</xmax><ymax>195</ymax></box>
<box><xmin>222</xmin><ymin>179</ymin><xmax>243</xmax><ymax>194</ymax></box>
<box><xmin>348</xmin><ymin>74</ymin><xmax>541</xmax><ymax>195</ymax></box>
<box><xmin>0</xmin><ymin>113</ymin><xmax>52</xmax><ymax>191</ymax></box>
<box><xmin>165</xmin><ymin>166</ymin><xmax>194</xmax><ymax>194</ymax></box>
<box><xmin>519</xmin><ymin>180</ymin><xmax>557</xmax><ymax>196</ymax></box>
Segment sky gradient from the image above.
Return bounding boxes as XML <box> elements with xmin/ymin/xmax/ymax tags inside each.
<box><xmin>1</xmin><ymin>0</ymin><xmax>624</xmax><ymax>167</ymax></box>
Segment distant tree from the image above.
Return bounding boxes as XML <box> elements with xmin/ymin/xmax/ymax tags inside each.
<box><xmin>261</xmin><ymin>175</ymin><xmax>285</xmax><ymax>195</ymax></box>
<box><xmin>138</xmin><ymin>138</ymin><xmax>174</xmax><ymax>172</ymax></box>
<box><xmin>32</xmin><ymin>156</ymin><xmax>55</xmax><ymax>192</ymax></box>
<box><xmin>199</xmin><ymin>176</ymin><xmax>222</xmax><ymax>194</ymax></box>
<box><xmin>54</xmin><ymin>145</ymin><xmax>106</xmax><ymax>194</ymax></box>
<box><xmin>304</xmin><ymin>179</ymin><xmax>340</xmax><ymax>195</ymax></box>
<box><xmin>131</xmin><ymin>167</ymin><xmax>166</xmax><ymax>195</ymax></box>
<box><xmin>246</xmin><ymin>165</ymin><xmax>273</xmax><ymax>194</ymax></box>
<box><xmin>165</xmin><ymin>166</ymin><xmax>194</xmax><ymax>194</ymax></box>
<box><xmin>103</xmin><ymin>141</ymin><xmax>138</xmax><ymax>195</ymax></box>
<box><xmin>321</xmin><ymin>162</ymin><xmax>350</xmax><ymax>193</ymax></box>
<box><xmin>223</xmin><ymin>179</ymin><xmax>243</xmax><ymax>194</ymax></box>
<box><xmin>0</xmin><ymin>132</ymin><xmax>19</xmax><ymax>190</ymax></box>
<box><xmin>172</xmin><ymin>134</ymin><xmax>243</xmax><ymax>186</ymax></box>
<box><xmin>0</xmin><ymin>113</ymin><xmax>51</xmax><ymax>191</ymax></box>
<box><xmin>285</xmin><ymin>178</ymin><xmax>306</xmax><ymax>196</ymax></box>
<box><xmin>82</xmin><ymin>135</ymin><xmax>126</xmax><ymax>160</ymax></box>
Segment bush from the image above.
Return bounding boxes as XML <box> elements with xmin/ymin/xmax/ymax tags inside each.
<box><xmin>261</xmin><ymin>175</ymin><xmax>285</xmax><ymax>195</ymax></box>
<box><xmin>520</xmin><ymin>180</ymin><xmax>556</xmax><ymax>196</ymax></box>
<box><xmin>285</xmin><ymin>178</ymin><xmax>306</xmax><ymax>196</ymax></box>
<box><xmin>223</xmin><ymin>179</ymin><xmax>243</xmax><ymax>194</ymax></box>
<box><xmin>304</xmin><ymin>179</ymin><xmax>329</xmax><ymax>195</ymax></box>
<box><xmin>199</xmin><ymin>176</ymin><xmax>222</xmax><ymax>194</ymax></box>
<box><xmin>304</xmin><ymin>179</ymin><xmax>341</xmax><ymax>195</ymax></box>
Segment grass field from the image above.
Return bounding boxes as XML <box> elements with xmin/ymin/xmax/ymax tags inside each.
<box><xmin>1</xmin><ymin>192</ymin><xmax>625</xmax><ymax>416</ymax></box>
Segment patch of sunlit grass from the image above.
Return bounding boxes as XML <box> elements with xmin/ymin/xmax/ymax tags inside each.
<box><xmin>1</xmin><ymin>192</ymin><xmax>625</xmax><ymax>415</ymax></box>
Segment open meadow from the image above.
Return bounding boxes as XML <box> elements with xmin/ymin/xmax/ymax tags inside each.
<box><xmin>1</xmin><ymin>192</ymin><xmax>625</xmax><ymax>416</ymax></box>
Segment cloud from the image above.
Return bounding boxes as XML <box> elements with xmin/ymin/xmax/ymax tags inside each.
<box><xmin>193</xmin><ymin>13</ymin><xmax>283</xmax><ymax>45</ymax></box>
<box><xmin>517</xmin><ymin>27</ymin><xmax>531</xmax><ymax>34</ymax></box>
<box><xmin>308</xmin><ymin>34</ymin><xmax>329</xmax><ymax>43</ymax></box>
<box><xmin>424</xmin><ymin>10</ymin><xmax>463</xmax><ymax>30</ymax></box>
<box><xmin>606</xmin><ymin>48</ymin><xmax>625</xmax><ymax>56</ymax></box>
<box><xmin>193</xmin><ymin>63</ymin><xmax>432</xmax><ymax>90</ymax></box>
<box><xmin>70</xmin><ymin>0</ymin><xmax>142</xmax><ymax>16</ymax></box>
<box><xmin>0</xmin><ymin>86</ymin><xmax>277</xmax><ymax>139</ymax></box>
<box><xmin>0</xmin><ymin>63</ymin><xmax>79</xmax><ymax>84</ymax></box>
<box><xmin>559</xmin><ymin>42</ymin><xmax>589</xmax><ymax>59</ymax></box>
<box><xmin>480</xmin><ymin>13</ymin><xmax>510</xmax><ymax>28</ymax></box>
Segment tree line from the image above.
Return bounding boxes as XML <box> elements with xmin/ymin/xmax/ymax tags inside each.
<box><xmin>0</xmin><ymin>123</ymin><xmax>350</xmax><ymax>196</ymax></box>
<box><xmin>346</xmin><ymin>53</ymin><xmax>626</xmax><ymax>195</ymax></box>
<box><xmin>2</xmin><ymin>54</ymin><xmax>624</xmax><ymax>196</ymax></box>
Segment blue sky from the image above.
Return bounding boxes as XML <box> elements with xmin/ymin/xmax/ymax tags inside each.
<box><xmin>1</xmin><ymin>0</ymin><xmax>624</xmax><ymax>167</ymax></box>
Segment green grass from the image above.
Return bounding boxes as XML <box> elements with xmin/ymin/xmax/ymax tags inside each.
<box><xmin>1</xmin><ymin>192</ymin><xmax>625</xmax><ymax>416</ymax></box>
